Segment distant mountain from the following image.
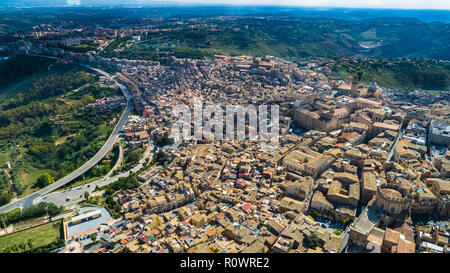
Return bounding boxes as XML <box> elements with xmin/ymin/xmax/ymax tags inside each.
<box><xmin>109</xmin><ymin>15</ymin><xmax>450</xmax><ymax>60</ymax></box>
<box><xmin>1</xmin><ymin>3</ymin><xmax>450</xmax><ymax>22</ymax></box>
<box><xmin>1</xmin><ymin>6</ymin><xmax>450</xmax><ymax>60</ymax></box>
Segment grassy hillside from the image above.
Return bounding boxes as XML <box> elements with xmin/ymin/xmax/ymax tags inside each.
<box><xmin>328</xmin><ymin>59</ymin><xmax>450</xmax><ymax>91</ymax></box>
<box><xmin>112</xmin><ymin>17</ymin><xmax>450</xmax><ymax>62</ymax></box>
<box><xmin>0</xmin><ymin>56</ymin><xmax>123</xmax><ymax>202</ymax></box>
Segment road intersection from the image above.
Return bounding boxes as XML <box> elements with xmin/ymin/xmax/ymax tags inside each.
<box><xmin>37</xmin><ymin>142</ymin><xmax>155</xmax><ymax>208</ymax></box>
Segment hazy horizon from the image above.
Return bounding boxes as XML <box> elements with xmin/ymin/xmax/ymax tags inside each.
<box><xmin>1</xmin><ymin>0</ymin><xmax>450</xmax><ymax>10</ymax></box>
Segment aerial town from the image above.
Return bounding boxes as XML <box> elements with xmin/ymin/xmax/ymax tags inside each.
<box><xmin>0</xmin><ymin>9</ymin><xmax>449</xmax><ymax>255</ymax></box>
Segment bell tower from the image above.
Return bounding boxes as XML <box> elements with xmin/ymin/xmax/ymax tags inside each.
<box><xmin>351</xmin><ymin>75</ymin><xmax>359</xmax><ymax>97</ymax></box>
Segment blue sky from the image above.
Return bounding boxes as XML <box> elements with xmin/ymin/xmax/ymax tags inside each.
<box><xmin>160</xmin><ymin>0</ymin><xmax>450</xmax><ymax>9</ymax></box>
<box><xmin>6</xmin><ymin>0</ymin><xmax>449</xmax><ymax>10</ymax></box>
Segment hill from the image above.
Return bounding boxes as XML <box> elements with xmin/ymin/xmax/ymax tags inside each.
<box><xmin>97</xmin><ymin>16</ymin><xmax>450</xmax><ymax>61</ymax></box>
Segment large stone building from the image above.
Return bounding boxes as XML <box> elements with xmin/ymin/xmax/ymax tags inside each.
<box><xmin>438</xmin><ymin>195</ymin><xmax>450</xmax><ymax>218</ymax></box>
<box><xmin>429</xmin><ymin>119</ymin><xmax>450</xmax><ymax>146</ymax></box>
<box><xmin>293</xmin><ymin>108</ymin><xmax>340</xmax><ymax>133</ymax></box>
<box><xmin>374</xmin><ymin>184</ymin><xmax>412</xmax><ymax>226</ymax></box>
<box><xmin>362</xmin><ymin>171</ymin><xmax>378</xmax><ymax>204</ymax></box>
<box><xmin>426</xmin><ymin>178</ymin><xmax>450</xmax><ymax>218</ymax></box>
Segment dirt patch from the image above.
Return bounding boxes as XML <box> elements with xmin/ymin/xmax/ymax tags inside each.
<box><xmin>55</xmin><ymin>133</ymin><xmax>77</xmax><ymax>146</ymax></box>
<box><xmin>18</xmin><ymin>171</ymin><xmax>29</xmax><ymax>182</ymax></box>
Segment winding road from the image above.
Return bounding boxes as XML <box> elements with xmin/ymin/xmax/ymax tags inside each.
<box><xmin>0</xmin><ymin>64</ymin><xmax>133</xmax><ymax>213</ymax></box>
<box><xmin>37</xmin><ymin>141</ymin><xmax>156</xmax><ymax>208</ymax></box>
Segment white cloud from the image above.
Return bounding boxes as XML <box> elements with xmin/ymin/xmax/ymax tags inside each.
<box><xmin>67</xmin><ymin>0</ymin><xmax>81</xmax><ymax>6</ymax></box>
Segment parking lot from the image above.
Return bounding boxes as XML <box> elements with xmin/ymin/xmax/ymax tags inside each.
<box><xmin>314</xmin><ymin>216</ymin><xmax>346</xmax><ymax>234</ymax></box>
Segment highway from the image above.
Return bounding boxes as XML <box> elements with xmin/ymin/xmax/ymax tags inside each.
<box><xmin>0</xmin><ymin>65</ymin><xmax>134</xmax><ymax>213</ymax></box>
<box><xmin>37</xmin><ymin>142</ymin><xmax>156</xmax><ymax>208</ymax></box>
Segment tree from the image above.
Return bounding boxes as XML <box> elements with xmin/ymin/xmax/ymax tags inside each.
<box><xmin>357</xmin><ymin>71</ymin><xmax>363</xmax><ymax>81</ymax></box>
<box><xmin>305</xmin><ymin>233</ymin><xmax>323</xmax><ymax>249</ymax></box>
<box><xmin>19</xmin><ymin>243</ymin><xmax>26</xmax><ymax>252</ymax></box>
<box><xmin>81</xmin><ymin>94</ymin><xmax>95</xmax><ymax>105</ymax></box>
<box><xmin>84</xmin><ymin>191</ymin><xmax>90</xmax><ymax>199</ymax></box>
<box><xmin>1</xmin><ymin>202</ymin><xmax>62</xmax><ymax>224</ymax></box>
<box><xmin>27</xmin><ymin>239</ymin><xmax>33</xmax><ymax>250</ymax></box>
<box><xmin>34</xmin><ymin>120</ymin><xmax>54</xmax><ymax>137</ymax></box>
<box><xmin>0</xmin><ymin>191</ymin><xmax>13</xmax><ymax>206</ymax></box>
<box><xmin>91</xmin><ymin>233</ymin><xmax>97</xmax><ymax>242</ymax></box>
<box><xmin>343</xmin><ymin>217</ymin><xmax>351</xmax><ymax>226</ymax></box>
<box><xmin>36</xmin><ymin>173</ymin><xmax>55</xmax><ymax>188</ymax></box>
<box><xmin>154</xmin><ymin>151</ymin><xmax>166</xmax><ymax>165</ymax></box>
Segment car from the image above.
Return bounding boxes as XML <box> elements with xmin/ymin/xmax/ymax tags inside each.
<box><xmin>66</xmin><ymin>197</ymin><xmax>71</xmax><ymax>201</ymax></box>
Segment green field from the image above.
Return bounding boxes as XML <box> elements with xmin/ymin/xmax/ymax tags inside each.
<box><xmin>58</xmin><ymin>42</ymin><xmax>98</xmax><ymax>53</ymax></box>
<box><xmin>17</xmin><ymin>165</ymin><xmax>49</xmax><ymax>196</ymax></box>
<box><xmin>0</xmin><ymin>220</ymin><xmax>63</xmax><ymax>253</ymax></box>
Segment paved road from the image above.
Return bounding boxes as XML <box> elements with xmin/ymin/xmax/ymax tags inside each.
<box><xmin>386</xmin><ymin>119</ymin><xmax>406</xmax><ymax>162</ymax></box>
<box><xmin>38</xmin><ymin>142</ymin><xmax>156</xmax><ymax>208</ymax></box>
<box><xmin>26</xmin><ymin>53</ymin><xmax>59</xmax><ymax>60</ymax></box>
<box><xmin>106</xmin><ymin>145</ymin><xmax>124</xmax><ymax>177</ymax></box>
<box><xmin>0</xmin><ymin>66</ymin><xmax>133</xmax><ymax>213</ymax></box>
